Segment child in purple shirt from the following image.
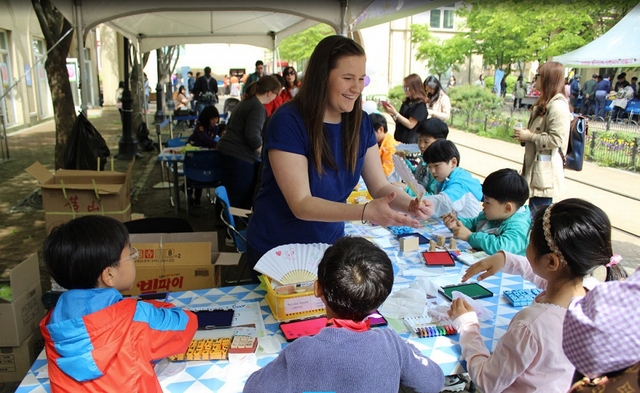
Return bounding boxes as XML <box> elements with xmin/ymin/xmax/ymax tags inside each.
<box><xmin>243</xmin><ymin>237</ymin><xmax>445</xmax><ymax>393</ymax></box>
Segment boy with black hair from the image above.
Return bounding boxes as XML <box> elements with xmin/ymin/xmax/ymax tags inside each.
<box><xmin>40</xmin><ymin>216</ymin><xmax>197</xmax><ymax>392</ymax></box>
<box><xmin>444</xmin><ymin>168</ymin><xmax>531</xmax><ymax>255</ymax></box>
<box><xmin>243</xmin><ymin>237</ymin><xmax>445</xmax><ymax>393</ymax></box>
<box><xmin>370</xmin><ymin>112</ymin><xmax>397</xmax><ymax>179</ymax></box>
<box><xmin>421</xmin><ymin>139</ymin><xmax>482</xmax><ymax>218</ymax></box>
<box><xmin>414</xmin><ymin>117</ymin><xmax>450</xmax><ymax>195</ymax></box>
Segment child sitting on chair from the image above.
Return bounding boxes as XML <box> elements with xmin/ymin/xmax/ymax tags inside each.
<box><xmin>421</xmin><ymin>140</ymin><xmax>482</xmax><ymax>219</ymax></box>
<box><xmin>40</xmin><ymin>216</ymin><xmax>197</xmax><ymax>392</ymax></box>
<box><xmin>443</xmin><ymin>168</ymin><xmax>531</xmax><ymax>256</ymax></box>
<box><xmin>414</xmin><ymin>117</ymin><xmax>450</xmax><ymax>196</ymax></box>
<box><xmin>370</xmin><ymin>112</ymin><xmax>397</xmax><ymax>180</ymax></box>
<box><xmin>449</xmin><ymin>199</ymin><xmax>628</xmax><ymax>393</ymax></box>
<box><xmin>243</xmin><ymin>237</ymin><xmax>445</xmax><ymax>393</ymax></box>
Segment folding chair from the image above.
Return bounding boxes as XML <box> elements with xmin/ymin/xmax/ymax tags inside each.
<box><xmin>183</xmin><ymin>150</ymin><xmax>223</xmax><ymax>216</ymax></box>
<box><xmin>215</xmin><ymin>186</ymin><xmax>252</xmax><ymax>284</ymax></box>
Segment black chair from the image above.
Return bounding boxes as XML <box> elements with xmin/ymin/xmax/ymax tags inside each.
<box><xmin>124</xmin><ymin>217</ymin><xmax>194</xmax><ymax>234</ymax></box>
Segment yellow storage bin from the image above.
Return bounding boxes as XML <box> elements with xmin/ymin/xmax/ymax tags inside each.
<box><xmin>263</xmin><ymin>276</ymin><xmax>326</xmax><ymax>321</ymax></box>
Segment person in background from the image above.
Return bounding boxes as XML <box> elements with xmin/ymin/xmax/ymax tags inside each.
<box><xmin>192</xmin><ymin>66</ymin><xmax>218</xmax><ymax>114</ymax></box>
<box><xmin>424</xmin><ymin>76</ymin><xmax>451</xmax><ymax>121</ymax></box>
<box><xmin>630</xmin><ymin>76</ymin><xmax>638</xmax><ymax>97</ymax></box>
<box><xmin>246</xmin><ymin>35</ymin><xmax>431</xmax><ymax>282</ymax></box>
<box><xmin>264</xmin><ymin>66</ymin><xmax>301</xmax><ymax>117</ymax></box>
<box><xmin>569</xmin><ymin>74</ymin><xmax>581</xmax><ymax>113</ymax></box>
<box><xmin>186</xmin><ymin>106</ymin><xmax>222</xmax><ymax>206</ymax></box>
<box><xmin>115</xmin><ymin>81</ymin><xmax>124</xmax><ymax>122</ymax></box>
<box><xmin>242</xmin><ymin>60</ymin><xmax>264</xmax><ymax>96</ymax></box>
<box><xmin>594</xmin><ymin>74</ymin><xmax>611</xmax><ymax>119</ymax></box>
<box><xmin>474</xmin><ymin>74</ymin><xmax>485</xmax><ymax>87</ymax></box>
<box><xmin>514</xmin><ymin>62</ymin><xmax>571</xmax><ymax>215</ymax></box>
<box><xmin>421</xmin><ymin>140</ymin><xmax>482</xmax><ymax>219</ymax></box>
<box><xmin>563</xmin><ymin>266</ymin><xmax>639</xmax><ymax>391</ymax></box>
<box><xmin>40</xmin><ymin>216</ymin><xmax>197</xmax><ymax>392</ymax></box>
<box><xmin>581</xmin><ymin>74</ymin><xmax>598</xmax><ymax>117</ymax></box>
<box><xmin>223</xmin><ymin>74</ymin><xmax>230</xmax><ymax>95</ymax></box>
<box><xmin>243</xmin><ymin>237</ymin><xmax>445</xmax><ymax>393</ymax></box>
<box><xmin>382</xmin><ymin>74</ymin><xmax>429</xmax><ymax>143</ymax></box>
<box><xmin>217</xmin><ymin>75</ymin><xmax>282</xmax><ymax>210</ymax></box>
<box><xmin>443</xmin><ymin>168</ymin><xmax>531</xmax><ymax>256</ymax></box>
<box><xmin>143</xmin><ymin>73</ymin><xmax>150</xmax><ymax>113</ymax></box>
<box><xmin>187</xmin><ymin>71</ymin><xmax>196</xmax><ymax>111</ymax></box>
<box><xmin>264</xmin><ymin>71</ymin><xmax>291</xmax><ymax>117</ymax></box>
<box><xmin>369</xmin><ymin>112</ymin><xmax>396</xmax><ymax>180</ymax></box>
<box><xmin>500</xmin><ymin>75</ymin><xmax>507</xmax><ymax>98</ymax></box>
<box><xmin>614</xmin><ymin>72</ymin><xmax>630</xmax><ymax>92</ymax></box>
<box><xmin>449</xmin><ymin>199</ymin><xmax>628</xmax><ymax>393</ymax></box>
<box><xmin>412</xmin><ymin>118</ymin><xmax>450</xmax><ymax>196</ymax></box>
<box><xmin>513</xmin><ymin>75</ymin><xmax>526</xmax><ymax>109</ymax></box>
<box><xmin>447</xmin><ymin>75</ymin><xmax>456</xmax><ymax>90</ymax></box>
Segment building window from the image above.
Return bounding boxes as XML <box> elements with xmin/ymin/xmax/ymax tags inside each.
<box><xmin>443</xmin><ymin>10</ymin><xmax>455</xmax><ymax>29</ymax></box>
<box><xmin>429</xmin><ymin>5</ymin><xmax>456</xmax><ymax>29</ymax></box>
<box><xmin>430</xmin><ymin>10</ymin><xmax>441</xmax><ymax>28</ymax></box>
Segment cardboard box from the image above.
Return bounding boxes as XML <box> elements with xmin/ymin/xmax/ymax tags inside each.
<box><xmin>26</xmin><ymin>160</ymin><xmax>133</xmax><ymax>234</ymax></box>
<box><xmin>0</xmin><ymin>330</ymin><xmax>44</xmax><ymax>383</ymax></box>
<box><xmin>0</xmin><ymin>254</ymin><xmax>45</xmax><ymax>347</ymax></box>
<box><xmin>123</xmin><ymin>232</ymin><xmax>241</xmax><ymax>296</ymax></box>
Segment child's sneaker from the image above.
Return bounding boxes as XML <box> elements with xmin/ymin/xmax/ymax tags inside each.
<box><xmin>441</xmin><ymin>375</ymin><xmax>466</xmax><ymax>392</ymax></box>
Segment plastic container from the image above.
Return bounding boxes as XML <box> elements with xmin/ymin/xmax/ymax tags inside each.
<box><xmin>263</xmin><ymin>276</ymin><xmax>326</xmax><ymax>321</ymax></box>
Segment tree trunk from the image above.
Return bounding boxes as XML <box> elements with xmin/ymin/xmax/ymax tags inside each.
<box><xmin>32</xmin><ymin>0</ymin><xmax>76</xmax><ymax>170</ymax></box>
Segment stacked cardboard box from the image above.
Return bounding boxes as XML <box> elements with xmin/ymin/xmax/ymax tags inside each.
<box><xmin>26</xmin><ymin>160</ymin><xmax>133</xmax><ymax>234</ymax></box>
<box><xmin>0</xmin><ymin>255</ymin><xmax>45</xmax><ymax>382</ymax></box>
<box><xmin>123</xmin><ymin>232</ymin><xmax>241</xmax><ymax>296</ymax></box>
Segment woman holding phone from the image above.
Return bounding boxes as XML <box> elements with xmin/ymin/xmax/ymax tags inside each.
<box><xmin>513</xmin><ymin>62</ymin><xmax>571</xmax><ymax>215</ymax></box>
<box><xmin>381</xmin><ymin>74</ymin><xmax>429</xmax><ymax>144</ymax></box>
<box><xmin>246</xmin><ymin>36</ymin><xmax>432</xmax><ymax>282</ymax></box>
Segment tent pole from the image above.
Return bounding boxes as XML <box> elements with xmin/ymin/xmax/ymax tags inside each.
<box><xmin>73</xmin><ymin>0</ymin><xmax>88</xmax><ymax>113</ymax></box>
<box><xmin>339</xmin><ymin>0</ymin><xmax>348</xmax><ymax>36</ymax></box>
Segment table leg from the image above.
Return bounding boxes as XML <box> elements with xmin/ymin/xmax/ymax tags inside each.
<box><xmin>172</xmin><ymin>161</ymin><xmax>180</xmax><ymax>215</ymax></box>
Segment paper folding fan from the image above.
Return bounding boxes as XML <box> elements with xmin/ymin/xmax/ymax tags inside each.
<box><xmin>254</xmin><ymin>243</ymin><xmax>331</xmax><ymax>285</ymax></box>
<box><xmin>392</xmin><ymin>155</ymin><xmax>426</xmax><ymax>200</ymax></box>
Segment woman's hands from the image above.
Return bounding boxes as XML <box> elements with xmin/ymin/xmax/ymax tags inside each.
<box><xmin>364</xmin><ymin>193</ymin><xmax>432</xmax><ymax>227</ymax></box>
<box><xmin>513</xmin><ymin>127</ymin><xmax>533</xmax><ymax>143</ymax></box>
<box><xmin>381</xmin><ymin>101</ymin><xmax>399</xmax><ymax>119</ymax></box>
<box><xmin>448</xmin><ymin>298</ymin><xmax>475</xmax><ymax>320</ymax></box>
<box><xmin>460</xmin><ymin>251</ymin><xmax>506</xmax><ymax>282</ymax></box>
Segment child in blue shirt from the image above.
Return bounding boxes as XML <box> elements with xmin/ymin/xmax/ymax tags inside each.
<box><xmin>421</xmin><ymin>140</ymin><xmax>482</xmax><ymax>218</ymax></box>
<box><xmin>444</xmin><ymin>168</ymin><xmax>531</xmax><ymax>255</ymax></box>
<box><xmin>243</xmin><ymin>237</ymin><xmax>444</xmax><ymax>393</ymax></box>
<box><xmin>412</xmin><ymin>118</ymin><xmax>449</xmax><ymax>196</ymax></box>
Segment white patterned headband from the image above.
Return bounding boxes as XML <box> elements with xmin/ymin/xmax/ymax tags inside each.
<box><xmin>542</xmin><ymin>204</ymin><xmax>566</xmax><ymax>265</ymax></box>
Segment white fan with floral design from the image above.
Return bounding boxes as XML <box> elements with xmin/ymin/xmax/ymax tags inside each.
<box><xmin>254</xmin><ymin>243</ymin><xmax>331</xmax><ymax>284</ymax></box>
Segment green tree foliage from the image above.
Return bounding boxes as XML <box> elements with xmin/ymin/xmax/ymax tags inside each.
<box><xmin>454</xmin><ymin>0</ymin><xmax>637</xmax><ymax>74</ymax></box>
<box><xmin>449</xmin><ymin>85</ymin><xmax>503</xmax><ymax>128</ymax></box>
<box><xmin>410</xmin><ymin>24</ymin><xmax>472</xmax><ymax>80</ymax></box>
<box><xmin>277</xmin><ymin>24</ymin><xmax>334</xmax><ymax>63</ymax></box>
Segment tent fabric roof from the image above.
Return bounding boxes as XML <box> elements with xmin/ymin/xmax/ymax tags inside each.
<box><xmin>554</xmin><ymin>3</ymin><xmax>640</xmax><ymax>68</ymax></box>
<box><xmin>54</xmin><ymin>0</ymin><xmax>451</xmax><ymax>51</ymax></box>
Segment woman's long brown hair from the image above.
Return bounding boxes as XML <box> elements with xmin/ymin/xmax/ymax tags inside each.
<box><xmin>292</xmin><ymin>35</ymin><xmax>365</xmax><ymax>175</ymax></box>
<box><xmin>534</xmin><ymin>62</ymin><xmax>565</xmax><ymax>117</ymax></box>
<box><xmin>404</xmin><ymin>74</ymin><xmax>428</xmax><ymax>104</ymax></box>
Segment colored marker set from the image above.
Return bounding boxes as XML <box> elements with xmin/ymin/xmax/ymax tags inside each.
<box><xmin>403</xmin><ymin>316</ymin><xmax>458</xmax><ymax>338</ymax></box>
<box><xmin>413</xmin><ymin>324</ymin><xmax>457</xmax><ymax>338</ymax></box>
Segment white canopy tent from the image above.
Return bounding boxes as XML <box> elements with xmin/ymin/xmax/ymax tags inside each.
<box><xmin>54</xmin><ymin>0</ymin><xmax>452</xmax><ymax>51</ymax></box>
<box><xmin>554</xmin><ymin>3</ymin><xmax>640</xmax><ymax>68</ymax></box>
<box><xmin>52</xmin><ymin>0</ymin><xmax>451</xmax><ymax>109</ymax></box>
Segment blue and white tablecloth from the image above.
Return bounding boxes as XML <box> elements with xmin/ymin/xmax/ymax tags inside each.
<box><xmin>17</xmin><ymin>220</ymin><xmax>535</xmax><ymax>393</ymax></box>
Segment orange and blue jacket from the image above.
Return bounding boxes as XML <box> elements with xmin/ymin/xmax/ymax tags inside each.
<box><xmin>40</xmin><ymin>288</ymin><xmax>197</xmax><ymax>392</ymax></box>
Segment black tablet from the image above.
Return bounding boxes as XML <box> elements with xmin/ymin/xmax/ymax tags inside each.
<box><xmin>439</xmin><ymin>283</ymin><xmax>494</xmax><ymax>301</ymax></box>
<box><xmin>194</xmin><ymin>309</ymin><xmax>235</xmax><ymax>330</ymax></box>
